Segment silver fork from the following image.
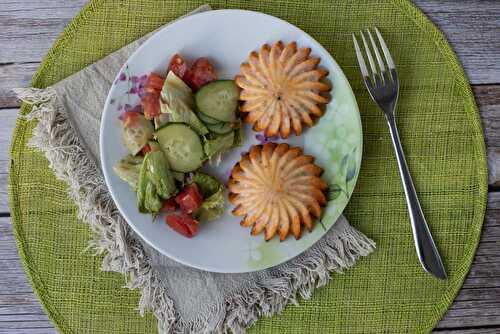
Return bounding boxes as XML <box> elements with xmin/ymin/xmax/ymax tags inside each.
<box><xmin>352</xmin><ymin>28</ymin><xmax>447</xmax><ymax>279</ymax></box>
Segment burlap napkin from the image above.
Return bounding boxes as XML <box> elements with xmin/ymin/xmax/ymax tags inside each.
<box><xmin>15</xmin><ymin>5</ymin><xmax>375</xmax><ymax>333</ymax></box>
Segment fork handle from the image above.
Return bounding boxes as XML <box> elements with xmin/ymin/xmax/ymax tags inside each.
<box><xmin>386</xmin><ymin>114</ymin><xmax>447</xmax><ymax>279</ymax></box>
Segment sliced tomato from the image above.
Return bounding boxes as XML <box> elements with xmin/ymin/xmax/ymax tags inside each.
<box><xmin>141</xmin><ymin>93</ymin><xmax>161</xmax><ymax>120</ymax></box>
<box><xmin>168</xmin><ymin>54</ymin><xmax>190</xmax><ymax>79</ymax></box>
<box><xmin>175</xmin><ymin>183</ymin><xmax>203</xmax><ymax>214</ymax></box>
<box><xmin>184</xmin><ymin>57</ymin><xmax>217</xmax><ymax>91</ymax></box>
<box><xmin>140</xmin><ymin>143</ymin><xmax>152</xmax><ymax>155</ymax></box>
<box><xmin>144</xmin><ymin>73</ymin><xmax>165</xmax><ymax>95</ymax></box>
<box><xmin>160</xmin><ymin>198</ymin><xmax>177</xmax><ymax>213</ymax></box>
<box><xmin>183</xmin><ymin>215</ymin><xmax>199</xmax><ymax>236</ymax></box>
<box><xmin>140</xmin><ymin>142</ymin><xmax>160</xmax><ymax>155</ymax></box>
<box><xmin>165</xmin><ymin>213</ymin><xmax>198</xmax><ymax>238</ymax></box>
<box><xmin>165</xmin><ymin>214</ymin><xmax>191</xmax><ymax>237</ymax></box>
<box><xmin>122</xmin><ymin>111</ymin><xmax>141</xmax><ymax>128</ymax></box>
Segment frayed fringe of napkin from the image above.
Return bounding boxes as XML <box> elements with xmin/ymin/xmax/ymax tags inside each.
<box><xmin>15</xmin><ymin>87</ymin><xmax>375</xmax><ymax>334</ymax></box>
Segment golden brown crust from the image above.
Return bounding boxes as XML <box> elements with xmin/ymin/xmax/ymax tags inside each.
<box><xmin>236</xmin><ymin>41</ymin><xmax>331</xmax><ymax>138</ymax></box>
<box><xmin>228</xmin><ymin>143</ymin><xmax>328</xmax><ymax>241</ymax></box>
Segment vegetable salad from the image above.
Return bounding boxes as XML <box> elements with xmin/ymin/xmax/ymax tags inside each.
<box><xmin>113</xmin><ymin>54</ymin><xmax>241</xmax><ymax>238</ymax></box>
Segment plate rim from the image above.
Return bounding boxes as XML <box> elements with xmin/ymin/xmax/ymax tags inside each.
<box><xmin>99</xmin><ymin>8</ymin><xmax>362</xmax><ymax>273</ymax></box>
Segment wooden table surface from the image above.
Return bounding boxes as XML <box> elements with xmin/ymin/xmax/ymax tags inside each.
<box><xmin>1</xmin><ymin>1</ymin><xmax>499</xmax><ymax>333</ymax></box>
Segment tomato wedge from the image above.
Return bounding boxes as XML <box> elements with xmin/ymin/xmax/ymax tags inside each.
<box><xmin>175</xmin><ymin>183</ymin><xmax>203</xmax><ymax>214</ymax></box>
<box><xmin>144</xmin><ymin>73</ymin><xmax>165</xmax><ymax>95</ymax></box>
<box><xmin>140</xmin><ymin>73</ymin><xmax>164</xmax><ymax>120</ymax></box>
<box><xmin>141</xmin><ymin>93</ymin><xmax>161</xmax><ymax>120</ymax></box>
<box><xmin>184</xmin><ymin>57</ymin><xmax>217</xmax><ymax>91</ymax></box>
<box><xmin>168</xmin><ymin>54</ymin><xmax>190</xmax><ymax>79</ymax></box>
<box><xmin>139</xmin><ymin>143</ymin><xmax>152</xmax><ymax>156</ymax></box>
<box><xmin>165</xmin><ymin>213</ymin><xmax>198</xmax><ymax>238</ymax></box>
<box><xmin>122</xmin><ymin>111</ymin><xmax>141</xmax><ymax>128</ymax></box>
<box><xmin>160</xmin><ymin>198</ymin><xmax>177</xmax><ymax>213</ymax></box>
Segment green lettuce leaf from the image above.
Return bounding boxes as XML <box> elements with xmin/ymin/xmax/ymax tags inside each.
<box><xmin>190</xmin><ymin>172</ymin><xmax>225</xmax><ymax>222</ymax></box>
<box><xmin>137</xmin><ymin>151</ymin><xmax>178</xmax><ymax>213</ymax></box>
<box><xmin>160</xmin><ymin>71</ymin><xmax>208</xmax><ymax>135</ymax></box>
<box><xmin>203</xmin><ymin>131</ymin><xmax>235</xmax><ymax>159</ymax></box>
<box><xmin>144</xmin><ymin>182</ymin><xmax>163</xmax><ymax>213</ymax></box>
<box><xmin>145</xmin><ymin>151</ymin><xmax>177</xmax><ymax>199</ymax></box>
<box><xmin>195</xmin><ymin>187</ymin><xmax>225</xmax><ymax>222</ymax></box>
<box><xmin>113</xmin><ymin>155</ymin><xmax>144</xmax><ymax>189</ymax></box>
<box><xmin>136</xmin><ymin>155</ymin><xmax>148</xmax><ymax>213</ymax></box>
<box><xmin>191</xmin><ymin>172</ymin><xmax>221</xmax><ymax>197</ymax></box>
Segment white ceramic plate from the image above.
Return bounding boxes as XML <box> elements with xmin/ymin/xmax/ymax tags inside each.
<box><xmin>100</xmin><ymin>9</ymin><xmax>362</xmax><ymax>273</ymax></box>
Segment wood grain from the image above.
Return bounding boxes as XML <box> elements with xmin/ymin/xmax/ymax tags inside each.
<box><xmin>0</xmin><ymin>0</ymin><xmax>88</xmax><ymax>64</ymax></box>
<box><xmin>0</xmin><ymin>217</ymin><xmax>55</xmax><ymax>333</ymax></box>
<box><xmin>0</xmin><ymin>63</ymin><xmax>39</xmax><ymax>108</ymax></box>
<box><xmin>436</xmin><ymin>194</ymin><xmax>500</xmax><ymax>328</ymax></box>
<box><xmin>477</xmin><ymin>86</ymin><xmax>500</xmax><ymax>147</ymax></box>
<box><xmin>413</xmin><ymin>0</ymin><xmax>500</xmax><ymax>85</ymax></box>
<box><xmin>0</xmin><ymin>109</ymin><xmax>18</xmax><ymax>174</ymax></box>
<box><xmin>435</xmin><ymin>329</ymin><xmax>500</xmax><ymax>334</ymax></box>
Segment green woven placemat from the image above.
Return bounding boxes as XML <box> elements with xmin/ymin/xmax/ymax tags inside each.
<box><xmin>9</xmin><ymin>0</ymin><xmax>487</xmax><ymax>333</ymax></box>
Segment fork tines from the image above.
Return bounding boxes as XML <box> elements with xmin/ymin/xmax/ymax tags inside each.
<box><xmin>352</xmin><ymin>28</ymin><xmax>396</xmax><ymax>86</ymax></box>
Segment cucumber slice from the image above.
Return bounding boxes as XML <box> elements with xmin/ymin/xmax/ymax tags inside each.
<box><xmin>197</xmin><ymin>111</ymin><xmax>221</xmax><ymax>125</ymax></box>
<box><xmin>155</xmin><ymin>124</ymin><xmax>204</xmax><ymax>172</ymax></box>
<box><xmin>206</xmin><ymin>121</ymin><xmax>233</xmax><ymax>134</ymax></box>
<box><xmin>195</xmin><ymin>80</ymin><xmax>239</xmax><ymax>122</ymax></box>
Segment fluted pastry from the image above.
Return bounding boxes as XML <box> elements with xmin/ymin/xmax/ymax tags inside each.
<box><xmin>235</xmin><ymin>41</ymin><xmax>331</xmax><ymax>138</ymax></box>
<box><xmin>228</xmin><ymin>143</ymin><xmax>328</xmax><ymax>241</ymax></box>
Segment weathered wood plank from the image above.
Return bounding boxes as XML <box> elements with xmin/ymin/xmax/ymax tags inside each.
<box><xmin>0</xmin><ymin>63</ymin><xmax>38</xmax><ymax>108</ymax></box>
<box><xmin>0</xmin><ymin>173</ymin><xmax>8</xmax><ymax>214</ymax></box>
<box><xmin>434</xmin><ymin>329</ymin><xmax>500</xmax><ymax>334</ymax></box>
<box><xmin>478</xmin><ymin>85</ymin><xmax>500</xmax><ymax>148</ymax></box>
<box><xmin>0</xmin><ymin>295</ymin><xmax>46</xmax><ymax>315</ymax></box>
<box><xmin>0</xmin><ymin>217</ymin><xmax>54</xmax><ymax>333</ymax></box>
<box><xmin>488</xmin><ymin>148</ymin><xmax>500</xmax><ymax>187</ymax></box>
<box><xmin>0</xmin><ymin>320</ymin><xmax>57</xmax><ymax>334</ymax></box>
<box><xmin>0</xmin><ymin>329</ymin><xmax>56</xmax><ymax>334</ymax></box>
<box><xmin>435</xmin><ymin>192</ymin><xmax>500</xmax><ymax>328</ymax></box>
<box><xmin>0</xmin><ymin>108</ymin><xmax>17</xmax><ymax>213</ymax></box>
<box><xmin>0</xmin><ymin>326</ymin><xmax>55</xmax><ymax>334</ymax></box>
<box><xmin>0</xmin><ymin>109</ymin><xmax>18</xmax><ymax>174</ymax></box>
<box><xmin>477</xmin><ymin>84</ymin><xmax>500</xmax><ymax>186</ymax></box>
<box><xmin>412</xmin><ymin>0</ymin><xmax>500</xmax><ymax>85</ymax></box>
<box><xmin>438</xmin><ymin>287</ymin><xmax>500</xmax><ymax>328</ymax></box>
<box><xmin>0</xmin><ymin>0</ymin><xmax>88</xmax><ymax>64</ymax></box>
<box><xmin>0</xmin><ymin>217</ymin><xmax>18</xmax><ymax>260</ymax></box>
